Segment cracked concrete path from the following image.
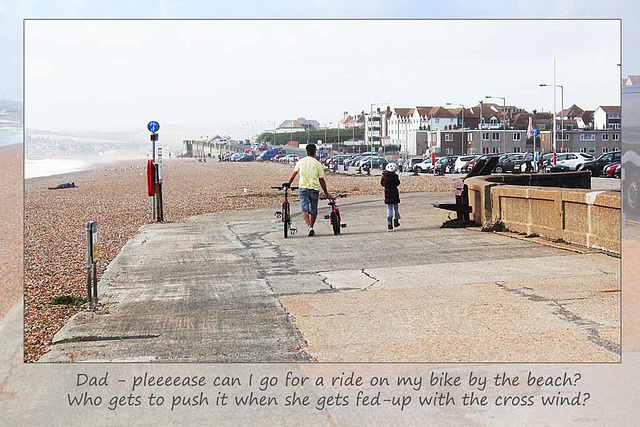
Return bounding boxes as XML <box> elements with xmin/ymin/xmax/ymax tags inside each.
<box><xmin>42</xmin><ymin>193</ymin><xmax>620</xmax><ymax>362</ymax></box>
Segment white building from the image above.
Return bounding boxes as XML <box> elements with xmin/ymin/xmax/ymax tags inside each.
<box><xmin>593</xmin><ymin>106</ymin><xmax>621</xmax><ymax>130</ymax></box>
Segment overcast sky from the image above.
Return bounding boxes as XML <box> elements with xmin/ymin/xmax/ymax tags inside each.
<box><xmin>24</xmin><ymin>19</ymin><xmax>620</xmax><ymax>142</ymax></box>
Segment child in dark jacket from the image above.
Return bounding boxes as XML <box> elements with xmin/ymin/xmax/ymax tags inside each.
<box><xmin>380</xmin><ymin>162</ymin><xmax>401</xmax><ymax>230</ymax></box>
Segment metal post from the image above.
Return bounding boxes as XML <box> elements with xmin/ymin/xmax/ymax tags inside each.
<box><xmin>461</xmin><ymin>107</ymin><xmax>465</xmax><ymax>155</ymax></box>
<box><xmin>560</xmin><ymin>85</ymin><xmax>564</xmax><ymax>152</ymax></box>
<box><xmin>479</xmin><ymin>101</ymin><xmax>484</xmax><ymax>154</ymax></box>
<box><xmin>152</xmin><ymin>139</ymin><xmax>156</xmax><ymax>222</ymax></box>
<box><xmin>85</xmin><ymin>222</ymin><xmax>93</xmax><ymax>307</ymax></box>
<box><xmin>503</xmin><ymin>98</ymin><xmax>506</xmax><ymax>153</ymax></box>
<box><xmin>92</xmin><ymin>261</ymin><xmax>98</xmax><ymax>307</ymax></box>
<box><xmin>553</xmin><ymin>59</ymin><xmax>557</xmax><ymax>165</ymax></box>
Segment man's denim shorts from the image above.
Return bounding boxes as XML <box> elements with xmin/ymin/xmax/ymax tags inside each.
<box><xmin>299</xmin><ymin>188</ymin><xmax>320</xmax><ymax>215</ymax></box>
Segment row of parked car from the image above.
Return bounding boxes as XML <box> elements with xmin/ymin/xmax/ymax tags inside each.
<box><xmin>403</xmin><ymin>150</ymin><xmax>621</xmax><ymax>178</ymax></box>
<box><xmin>320</xmin><ymin>153</ymin><xmax>390</xmax><ymax>170</ymax></box>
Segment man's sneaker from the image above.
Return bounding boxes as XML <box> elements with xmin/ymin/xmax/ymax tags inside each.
<box><xmin>308</xmin><ymin>227</ymin><xmax>315</xmax><ymax>237</ymax></box>
<box><xmin>387</xmin><ymin>218</ymin><xmax>393</xmax><ymax>230</ymax></box>
<box><xmin>394</xmin><ymin>219</ymin><xmax>400</xmax><ymax>228</ymax></box>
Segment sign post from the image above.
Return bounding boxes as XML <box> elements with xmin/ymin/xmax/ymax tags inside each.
<box><xmin>157</xmin><ymin>147</ymin><xmax>164</xmax><ymax>222</ymax></box>
<box><xmin>147</xmin><ymin>121</ymin><xmax>160</xmax><ymax>221</ymax></box>
<box><xmin>85</xmin><ymin>221</ymin><xmax>98</xmax><ymax>308</ymax></box>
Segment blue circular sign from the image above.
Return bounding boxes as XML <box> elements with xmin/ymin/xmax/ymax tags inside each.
<box><xmin>531</xmin><ymin>129</ymin><xmax>538</xmax><ymax>136</ymax></box>
<box><xmin>147</xmin><ymin>121</ymin><xmax>160</xmax><ymax>133</ymax></box>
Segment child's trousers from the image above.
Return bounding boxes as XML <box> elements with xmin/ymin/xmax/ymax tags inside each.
<box><xmin>386</xmin><ymin>203</ymin><xmax>400</xmax><ymax>219</ymax></box>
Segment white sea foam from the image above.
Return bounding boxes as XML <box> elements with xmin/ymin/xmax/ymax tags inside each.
<box><xmin>25</xmin><ymin>158</ymin><xmax>90</xmax><ymax>179</ymax></box>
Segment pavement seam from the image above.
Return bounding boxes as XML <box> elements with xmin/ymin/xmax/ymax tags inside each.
<box><xmin>494</xmin><ymin>281</ymin><xmax>620</xmax><ymax>357</ymax></box>
<box><xmin>226</xmin><ymin>222</ymin><xmax>312</xmax><ymax>362</ymax></box>
<box><xmin>360</xmin><ymin>269</ymin><xmax>380</xmax><ymax>290</ymax></box>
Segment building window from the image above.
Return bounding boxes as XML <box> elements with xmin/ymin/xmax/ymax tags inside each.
<box><xmin>482</xmin><ymin>132</ymin><xmax>489</xmax><ymax>141</ymax></box>
<box><xmin>513</xmin><ymin>147</ymin><xmax>521</xmax><ymax>153</ymax></box>
<box><xmin>513</xmin><ymin>133</ymin><xmax>521</xmax><ymax>141</ymax></box>
<box><xmin>490</xmin><ymin>118</ymin><xmax>498</xmax><ymax>125</ymax></box>
<box><xmin>613</xmin><ymin>123</ymin><xmax>621</xmax><ymax>129</ymax></box>
<box><xmin>603</xmin><ymin>147</ymin><xmax>609</xmax><ymax>153</ymax></box>
<box><xmin>613</xmin><ymin>133</ymin><xmax>620</xmax><ymax>141</ymax></box>
<box><xmin>588</xmin><ymin>147</ymin><xmax>596</xmax><ymax>154</ymax></box>
<box><xmin>612</xmin><ymin>147</ymin><xmax>620</xmax><ymax>151</ymax></box>
<box><xmin>580</xmin><ymin>134</ymin><xmax>596</xmax><ymax>141</ymax></box>
<box><xmin>435</xmin><ymin>118</ymin><xmax>440</xmax><ymax>123</ymax></box>
<box><xmin>492</xmin><ymin>132</ymin><xmax>500</xmax><ymax>141</ymax></box>
<box><xmin>580</xmin><ymin>147</ymin><xmax>587</xmax><ymax>153</ymax></box>
<box><xmin>445</xmin><ymin>133</ymin><xmax>453</xmax><ymax>141</ymax></box>
<box><xmin>482</xmin><ymin>147</ymin><xmax>489</xmax><ymax>154</ymax></box>
<box><xmin>492</xmin><ymin>147</ymin><xmax>499</xmax><ymax>153</ymax></box>
<box><xmin>602</xmin><ymin>133</ymin><xmax>609</xmax><ymax>141</ymax></box>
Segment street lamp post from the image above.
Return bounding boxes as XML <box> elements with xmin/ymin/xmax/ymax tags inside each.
<box><xmin>539</xmin><ymin>77</ymin><xmax>562</xmax><ymax>163</ymax></box>
<box><xmin>370</xmin><ymin>103</ymin><xmax>390</xmax><ymax>172</ymax></box>
<box><xmin>446</xmin><ymin>102</ymin><xmax>465</xmax><ymax>155</ymax></box>
<box><xmin>479</xmin><ymin>100</ymin><xmax>484</xmax><ymax>155</ymax></box>
<box><xmin>485</xmin><ymin>95</ymin><xmax>506</xmax><ymax>153</ymax></box>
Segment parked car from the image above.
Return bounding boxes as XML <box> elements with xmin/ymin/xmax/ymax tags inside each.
<box><xmin>413</xmin><ymin>158</ymin><xmax>434</xmax><ymax>173</ymax></box>
<box><xmin>434</xmin><ymin>156</ymin><xmax>458</xmax><ymax>174</ymax></box>
<box><xmin>280</xmin><ymin>154</ymin><xmax>299</xmax><ymax>164</ymax></box>
<box><xmin>324</xmin><ymin>155</ymin><xmax>351</xmax><ymax>166</ymax></box>
<box><xmin>579</xmin><ymin>151</ymin><xmax>621</xmax><ymax>176</ymax></box>
<box><xmin>358</xmin><ymin>156</ymin><xmax>388</xmax><ymax>170</ymax></box>
<box><xmin>493</xmin><ymin>153</ymin><xmax>525</xmax><ymax>174</ymax></box>
<box><xmin>453</xmin><ymin>155</ymin><xmax>477</xmax><ymax>173</ymax></box>
<box><xmin>348</xmin><ymin>155</ymin><xmax>368</xmax><ymax>167</ymax></box>
<box><xmin>257</xmin><ymin>149</ymin><xmax>279</xmax><ymax>161</ymax></box>
<box><xmin>603</xmin><ymin>162</ymin><xmax>621</xmax><ymax>178</ymax></box>
<box><xmin>614</xmin><ymin>164</ymin><xmax>621</xmax><ymax>179</ymax></box>
<box><xmin>231</xmin><ymin>153</ymin><xmax>254</xmax><ymax>162</ymax></box>
<box><xmin>552</xmin><ymin>152</ymin><xmax>595</xmax><ymax>171</ymax></box>
<box><xmin>403</xmin><ymin>157</ymin><xmax>424</xmax><ymax>172</ymax></box>
<box><xmin>271</xmin><ymin>153</ymin><xmax>286</xmax><ymax>162</ymax></box>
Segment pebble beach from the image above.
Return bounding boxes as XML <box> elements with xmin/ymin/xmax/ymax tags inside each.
<box><xmin>24</xmin><ymin>158</ymin><xmax>457</xmax><ymax>361</ymax></box>
<box><xmin>0</xmin><ymin>144</ymin><xmax>22</xmax><ymax>320</ymax></box>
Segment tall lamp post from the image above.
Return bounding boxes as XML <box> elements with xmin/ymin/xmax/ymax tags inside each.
<box><xmin>485</xmin><ymin>95</ymin><xmax>506</xmax><ymax>153</ymax></box>
<box><xmin>478</xmin><ymin>100</ymin><xmax>484</xmax><ymax>155</ymax></box>
<box><xmin>539</xmin><ymin>83</ymin><xmax>564</xmax><ymax>152</ymax></box>
<box><xmin>370</xmin><ymin>102</ymin><xmax>390</xmax><ymax>170</ymax></box>
<box><xmin>254</xmin><ymin>121</ymin><xmax>263</xmax><ymax>143</ymax></box>
<box><xmin>538</xmin><ymin>60</ymin><xmax>559</xmax><ymax>165</ymax></box>
<box><xmin>446</xmin><ymin>102</ymin><xmax>465</xmax><ymax>155</ymax></box>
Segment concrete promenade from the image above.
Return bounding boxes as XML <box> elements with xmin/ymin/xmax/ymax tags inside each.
<box><xmin>42</xmin><ymin>193</ymin><xmax>620</xmax><ymax>363</ymax></box>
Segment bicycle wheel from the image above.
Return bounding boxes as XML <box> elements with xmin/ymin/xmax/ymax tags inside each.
<box><xmin>331</xmin><ymin>211</ymin><xmax>340</xmax><ymax>235</ymax></box>
<box><xmin>283</xmin><ymin>202</ymin><xmax>290</xmax><ymax>238</ymax></box>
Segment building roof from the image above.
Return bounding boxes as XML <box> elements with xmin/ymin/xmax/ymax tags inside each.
<box><xmin>429</xmin><ymin>106</ymin><xmax>456</xmax><ymax>118</ymax></box>
<box><xmin>580</xmin><ymin>110</ymin><xmax>594</xmax><ymax>124</ymax></box>
<box><xmin>598</xmin><ymin>106</ymin><xmax>621</xmax><ymax>114</ymax></box>
<box><xmin>394</xmin><ymin>107</ymin><xmax>414</xmax><ymax>117</ymax></box>
<box><xmin>559</xmin><ymin>104</ymin><xmax>584</xmax><ymax>117</ymax></box>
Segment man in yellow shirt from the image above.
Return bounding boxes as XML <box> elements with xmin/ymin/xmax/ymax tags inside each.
<box><xmin>285</xmin><ymin>143</ymin><xmax>332</xmax><ymax>236</ymax></box>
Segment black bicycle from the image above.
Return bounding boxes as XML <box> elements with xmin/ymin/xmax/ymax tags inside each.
<box><xmin>323</xmin><ymin>194</ymin><xmax>347</xmax><ymax>235</ymax></box>
<box><xmin>272</xmin><ymin>185</ymin><xmax>298</xmax><ymax>238</ymax></box>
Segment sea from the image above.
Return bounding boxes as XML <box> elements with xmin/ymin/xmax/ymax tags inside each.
<box><xmin>0</xmin><ymin>126</ymin><xmax>92</xmax><ymax>179</ymax></box>
<box><xmin>25</xmin><ymin>158</ymin><xmax>91</xmax><ymax>179</ymax></box>
<box><xmin>0</xmin><ymin>126</ymin><xmax>22</xmax><ymax>146</ymax></box>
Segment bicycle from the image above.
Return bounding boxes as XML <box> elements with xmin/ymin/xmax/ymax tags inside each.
<box><xmin>272</xmin><ymin>185</ymin><xmax>298</xmax><ymax>238</ymax></box>
<box><xmin>322</xmin><ymin>194</ymin><xmax>347</xmax><ymax>235</ymax></box>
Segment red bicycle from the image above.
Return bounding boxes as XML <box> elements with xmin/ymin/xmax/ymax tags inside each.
<box><xmin>323</xmin><ymin>194</ymin><xmax>347</xmax><ymax>235</ymax></box>
<box><xmin>272</xmin><ymin>185</ymin><xmax>298</xmax><ymax>238</ymax></box>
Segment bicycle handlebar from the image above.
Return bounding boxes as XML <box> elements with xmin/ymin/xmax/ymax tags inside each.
<box><xmin>320</xmin><ymin>194</ymin><xmax>346</xmax><ymax>200</ymax></box>
<box><xmin>271</xmin><ymin>186</ymin><xmax>299</xmax><ymax>190</ymax></box>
